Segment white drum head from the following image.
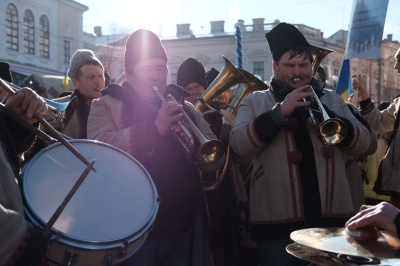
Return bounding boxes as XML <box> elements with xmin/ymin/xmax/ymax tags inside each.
<box><xmin>23</xmin><ymin>140</ymin><xmax>158</xmax><ymax>244</ymax></box>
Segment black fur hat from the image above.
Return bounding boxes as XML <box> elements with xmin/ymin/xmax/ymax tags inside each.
<box><xmin>177</xmin><ymin>58</ymin><xmax>208</xmax><ymax>89</ymax></box>
<box><xmin>265</xmin><ymin>22</ymin><xmax>310</xmax><ymax>61</ymax></box>
<box><xmin>205</xmin><ymin>67</ymin><xmax>220</xmax><ymax>85</ymax></box>
<box><xmin>0</xmin><ymin>61</ymin><xmax>13</xmax><ymax>83</ymax></box>
<box><xmin>317</xmin><ymin>65</ymin><xmax>326</xmax><ymax>82</ymax></box>
<box><xmin>125</xmin><ymin>29</ymin><xmax>168</xmax><ymax>69</ymax></box>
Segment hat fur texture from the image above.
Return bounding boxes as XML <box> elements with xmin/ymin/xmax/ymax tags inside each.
<box><xmin>205</xmin><ymin>68</ymin><xmax>220</xmax><ymax>85</ymax></box>
<box><xmin>125</xmin><ymin>29</ymin><xmax>168</xmax><ymax>69</ymax></box>
<box><xmin>177</xmin><ymin>58</ymin><xmax>208</xmax><ymax>89</ymax></box>
<box><xmin>265</xmin><ymin>22</ymin><xmax>310</xmax><ymax>61</ymax></box>
<box><xmin>68</xmin><ymin>49</ymin><xmax>103</xmax><ymax>80</ymax></box>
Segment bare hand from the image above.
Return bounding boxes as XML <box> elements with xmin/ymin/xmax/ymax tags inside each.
<box><xmin>280</xmin><ymin>85</ymin><xmax>313</xmax><ymax>117</ymax></box>
<box><xmin>345</xmin><ymin>202</ymin><xmax>400</xmax><ymax>238</ymax></box>
<box><xmin>5</xmin><ymin>88</ymin><xmax>47</xmax><ymax>124</ymax></box>
<box><xmin>351</xmin><ymin>74</ymin><xmax>369</xmax><ymax>101</ymax></box>
<box><xmin>155</xmin><ymin>100</ymin><xmax>184</xmax><ymax>136</ymax></box>
<box><xmin>39</xmin><ymin>113</ymin><xmax>57</xmax><ymax>131</ymax></box>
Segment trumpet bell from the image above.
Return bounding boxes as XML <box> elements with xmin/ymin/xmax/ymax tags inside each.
<box><xmin>196</xmin><ymin>139</ymin><xmax>225</xmax><ymax>166</ymax></box>
<box><xmin>195</xmin><ymin>56</ymin><xmax>248</xmax><ymax>113</ymax></box>
<box><xmin>319</xmin><ymin>118</ymin><xmax>347</xmax><ymax>145</ymax></box>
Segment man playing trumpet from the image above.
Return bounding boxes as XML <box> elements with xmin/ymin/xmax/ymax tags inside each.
<box><xmin>88</xmin><ymin>29</ymin><xmax>224</xmax><ymax>266</ymax></box>
<box><xmin>229</xmin><ymin>22</ymin><xmax>372</xmax><ymax>266</ymax></box>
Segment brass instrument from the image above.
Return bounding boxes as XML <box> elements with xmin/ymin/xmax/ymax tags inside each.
<box><xmin>298</xmin><ymin>44</ymin><xmax>346</xmax><ymax>145</ymax></box>
<box><xmin>0</xmin><ymin>78</ymin><xmax>93</xmax><ymax>169</ymax></box>
<box><xmin>310</xmin><ymin>43</ymin><xmax>336</xmax><ymax>75</ymax></box>
<box><xmin>230</xmin><ymin>68</ymin><xmax>269</xmax><ymax>117</ymax></box>
<box><xmin>295</xmin><ymin>78</ymin><xmax>347</xmax><ymax>145</ymax></box>
<box><xmin>195</xmin><ymin>56</ymin><xmax>248</xmax><ymax>114</ymax></box>
<box><xmin>4</xmin><ymin>79</ymin><xmax>69</xmax><ymax>112</ymax></box>
<box><xmin>195</xmin><ymin>56</ymin><xmax>269</xmax><ymax>190</ymax></box>
<box><xmin>3</xmin><ymin>79</ymin><xmax>72</xmax><ymax>139</ymax></box>
<box><xmin>153</xmin><ymin>86</ymin><xmax>225</xmax><ymax>166</ymax></box>
<box><xmin>196</xmin><ymin>56</ymin><xmax>269</xmax><ymax>125</ymax></box>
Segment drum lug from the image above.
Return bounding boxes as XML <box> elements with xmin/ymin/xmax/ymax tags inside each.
<box><xmin>63</xmin><ymin>250</ymin><xmax>79</xmax><ymax>265</ymax></box>
<box><xmin>118</xmin><ymin>241</ymin><xmax>128</xmax><ymax>257</ymax></box>
<box><xmin>106</xmin><ymin>250</ymin><xmax>113</xmax><ymax>265</ymax></box>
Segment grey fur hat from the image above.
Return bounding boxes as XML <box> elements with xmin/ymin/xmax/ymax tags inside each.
<box><xmin>68</xmin><ymin>49</ymin><xmax>103</xmax><ymax>80</ymax></box>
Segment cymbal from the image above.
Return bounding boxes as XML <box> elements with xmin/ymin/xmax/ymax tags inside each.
<box><xmin>286</xmin><ymin>243</ymin><xmax>349</xmax><ymax>265</ymax></box>
<box><xmin>290</xmin><ymin>228</ymin><xmax>400</xmax><ymax>259</ymax></box>
<box><xmin>287</xmin><ymin>243</ymin><xmax>400</xmax><ymax>266</ymax></box>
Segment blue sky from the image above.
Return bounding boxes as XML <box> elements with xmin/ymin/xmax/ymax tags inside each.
<box><xmin>79</xmin><ymin>0</ymin><xmax>400</xmax><ymax>41</ymax></box>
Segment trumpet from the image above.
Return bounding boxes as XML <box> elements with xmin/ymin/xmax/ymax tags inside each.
<box><xmin>295</xmin><ymin>78</ymin><xmax>347</xmax><ymax>145</ymax></box>
<box><xmin>153</xmin><ymin>86</ymin><xmax>225</xmax><ymax>166</ymax></box>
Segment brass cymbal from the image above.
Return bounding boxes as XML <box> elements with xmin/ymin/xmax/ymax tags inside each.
<box><xmin>286</xmin><ymin>243</ymin><xmax>349</xmax><ymax>265</ymax></box>
<box><xmin>290</xmin><ymin>228</ymin><xmax>400</xmax><ymax>259</ymax></box>
<box><xmin>286</xmin><ymin>243</ymin><xmax>400</xmax><ymax>265</ymax></box>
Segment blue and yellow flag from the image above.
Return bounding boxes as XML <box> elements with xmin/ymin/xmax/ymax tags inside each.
<box><xmin>335</xmin><ymin>59</ymin><xmax>351</xmax><ymax>101</ymax></box>
<box><xmin>62</xmin><ymin>69</ymin><xmax>69</xmax><ymax>92</ymax></box>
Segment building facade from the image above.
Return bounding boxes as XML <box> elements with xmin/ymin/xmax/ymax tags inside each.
<box><xmin>0</xmin><ymin>0</ymin><xmax>88</xmax><ymax>97</ymax></box>
<box><xmin>1</xmin><ymin>0</ymin><xmax>399</xmax><ymax>103</ymax></box>
<box><xmin>98</xmin><ymin>18</ymin><xmax>400</xmax><ymax>104</ymax></box>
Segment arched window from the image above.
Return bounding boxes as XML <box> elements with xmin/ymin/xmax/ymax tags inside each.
<box><xmin>24</xmin><ymin>10</ymin><xmax>35</xmax><ymax>54</ymax></box>
<box><xmin>6</xmin><ymin>4</ymin><xmax>18</xmax><ymax>50</ymax></box>
<box><xmin>39</xmin><ymin>15</ymin><xmax>50</xmax><ymax>58</ymax></box>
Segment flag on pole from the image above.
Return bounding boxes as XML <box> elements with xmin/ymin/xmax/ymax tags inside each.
<box><xmin>335</xmin><ymin>59</ymin><xmax>351</xmax><ymax>101</ymax></box>
<box><xmin>235</xmin><ymin>26</ymin><xmax>243</xmax><ymax>69</ymax></box>
<box><xmin>62</xmin><ymin>69</ymin><xmax>69</xmax><ymax>92</ymax></box>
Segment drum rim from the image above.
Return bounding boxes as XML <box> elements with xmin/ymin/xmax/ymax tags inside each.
<box><xmin>22</xmin><ymin>139</ymin><xmax>159</xmax><ymax>249</ymax></box>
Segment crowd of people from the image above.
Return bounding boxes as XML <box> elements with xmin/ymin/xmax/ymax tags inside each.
<box><xmin>0</xmin><ymin>21</ymin><xmax>400</xmax><ymax>266</ymax></box>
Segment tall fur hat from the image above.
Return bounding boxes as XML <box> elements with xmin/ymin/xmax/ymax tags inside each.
<box><xmin>125</xmin><ymin>29</ymin><xmax>168</xmax><ymax>69</ymax></box>
<box><xmin>68</xmin><ymin>49</ymin><xmax>103</xmax><ymax>80</ymax></box>
<box><xmin>265</xmin><ymin>22</ymin><xmax>310</xmax><ymax>61</ymax></box>
<box><xmin>317</xmin><ymin>65</ymin><xmax>326</xmax><ymax>81</ymax></box>
<box><xmin>0</xmin><ymin>61</ymin><xmax>13</xmax><ymax>83</ymax></box>
<box><xmin>176</xmin><ymin>58</ymin><xmax>208</xmax><ymax>89</ymax></box>
<box><xmin>205</xmin><ymin>67</ymin><xmax>220</xmax><ymax>85</ymax></box>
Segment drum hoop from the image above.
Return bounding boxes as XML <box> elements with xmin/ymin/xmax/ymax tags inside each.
<box><xmin>22</xmin><ymin>139</ymin><xmax>159</xmax><ymax>249</ymax></box>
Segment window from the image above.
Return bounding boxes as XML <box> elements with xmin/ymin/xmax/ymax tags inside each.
<box><xmin>64</xmin><ymin>40</ymin><xmax>70</xmax><ymax>63</ymax></box>
<box><xmin>253</xmin><ymin>62</ymin><xmax>265</xmax><ymax>81</ymax></box>
<box><xmin>6</xmin><ymin>4</ymin><xmax>18</xmax><ymax>50</ymax></box>
<box><xmin>24</xmin><ymin>10</ymin><xmax>35</xmax><ymax>54</ymax></box>
<box><xmin>39</xmin><ymin>15</ymin><xmax>50</xmax><ymax>58</ymax></box>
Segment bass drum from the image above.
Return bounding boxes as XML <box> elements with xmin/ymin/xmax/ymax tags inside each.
<box><xmin>22</xmin><ymin>140</ymin><xmax>159</xmax><ymax>265</ymax></box>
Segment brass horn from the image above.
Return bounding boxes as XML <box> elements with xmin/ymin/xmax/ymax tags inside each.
<box><xmin>197</xmin><ymin>56</ymin><xmax>269</xmax><ymax>190</ymax></box>
<box><xmin>310</xmin><ymin>43</ymin><xmax>336</xmax><ymax>74</ymax></box>
<box><xmin>153</xmin><ymin>86</ymin><xmax>225</xmax><ymax>166</ymax></box>
<box><xmin>297</xmin><ymin>44</ymin><xmax>346</xmax><ymax>145</ymax></box>
<box><xmin>229</xmin><ymin>67</ymin><xmax>269</xmax><ymax>117</ymax></box>
<box><xmin>195</xmin><ymin>56</ymin><xmax>248</xmax><ymax>113</ymax></box>
<box><xmin>3</xmin><ymin>79</ymin><xmax>70</xmax><ymax>112</ymax></box>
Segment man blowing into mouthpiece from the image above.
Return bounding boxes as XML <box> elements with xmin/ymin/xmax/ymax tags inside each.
<box><xmin>229</xmin><ymin>22</ymin><xmax>372</xmax><ymax>266</ymax></box>
<box><xmin>52</xmin><ymin>49</ymin><xmax>105</xmax><ymax>139</ymax></box>
<box><xmin>88</xmin><ymin>29</ymin><xmax>224</xmax><ymax>266</ymax></box>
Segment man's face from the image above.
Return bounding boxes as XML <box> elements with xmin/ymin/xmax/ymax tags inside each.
<box><xmin>125</xmin><ymin>58</ymin><xmax>168</xmax><ymax>103</ymax></box>
<box><xmin>73</xmin><ymin>64</ymin><xmax>105</xmax><ymax>105</ymax></box>
<box><xmin>184</xmin><ymin>82</ymin><xmax>205</xmax><ymax>104</ymax></box>
<box><xmin>216</xmin><ymin>89</ymin><xmax>230</xmax><ymax>109</ymax></box>
<box><xmin>273</xmin><ymin>51</ymin><xmax>313</xmax><ymax>89</ymax></box>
